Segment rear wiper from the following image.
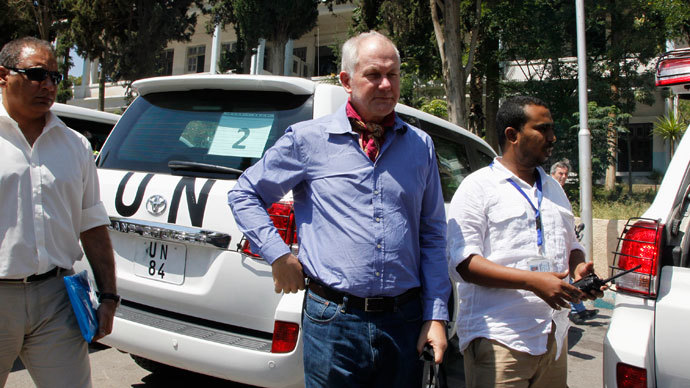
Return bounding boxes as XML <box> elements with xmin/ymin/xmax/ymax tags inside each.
<box><xmin>168</xmin><ymin>160</ymin><xmax>243</xmax><ymax>175</ymax></box>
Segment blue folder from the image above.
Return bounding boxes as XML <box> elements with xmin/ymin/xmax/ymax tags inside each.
<box><xmin>63</xmin><ymin>270</ymin><xmax>99</xmax><ymax>343</ymax></box>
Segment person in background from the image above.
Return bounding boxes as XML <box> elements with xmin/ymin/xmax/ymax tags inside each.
<box><xmin>447</xmin><ymin>96</ymin><xmax>603</xmax><ymax>388</ymax></box>
<box><xmin>227</xmin><ymin>31</ymin><xmax>449</xmax><ymax>387</ymax></box>
<box><xmin>550</xmin><ymin>159</ymin><xmax>599</xmax><ymax>324</ymax></box>
<box><xmin>0</xmin><ymin>37</ymin><xmax>118</xmax><ymax>388</ymax></box>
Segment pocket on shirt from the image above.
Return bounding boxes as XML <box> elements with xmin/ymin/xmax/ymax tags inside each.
<box><xmin>487</xmin><ymin>204</ymin><xmax>526</xmax><ymax>223</ymax></box>
<box><xmin>487</xmin><ymin>204</ymin><xmax>529</xmax><ymax>243</ymax></box>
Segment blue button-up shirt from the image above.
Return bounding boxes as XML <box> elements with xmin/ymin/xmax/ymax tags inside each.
<box><xmin>227</xmin><ymin>103</ymin><xmax>449</xmax><ymax>321</ymax></box>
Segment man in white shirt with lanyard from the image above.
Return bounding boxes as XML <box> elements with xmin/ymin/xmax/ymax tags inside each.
<box><xmin>447</xmin><ymin>96</ymin><xmax>603</xmax><ymax>387</ymax></box>
<box><xmin>0</xmin><ymin>37</ymin><xmax>117</xmax><ymax>388</ymax></box>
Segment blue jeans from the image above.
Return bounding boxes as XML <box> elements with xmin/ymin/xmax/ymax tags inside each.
<box><xmin>302</xmin><ymin>289</ymin><xmax>424</xmax><ymax>388</ymax></box>
<box><xmin>571</xmin><ymin>301</ymin><xmax>586</xmax><ymax>313</ymax></box>
<box><xmin>569</xmin><ymin>278</ymin><xmax>586</xmax><ymax>313</ymax></box>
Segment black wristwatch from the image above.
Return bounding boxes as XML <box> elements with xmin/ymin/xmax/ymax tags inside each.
<box><xmin>99</xmin><ymin>292</ymin><xmax>121</xmax><ymax>306</ymax></box>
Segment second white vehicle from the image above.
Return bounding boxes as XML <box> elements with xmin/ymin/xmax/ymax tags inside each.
<box><xmin>603</xmin><ymin>47</ymin><xmax>690</xmax><ymax>388</ymax></box>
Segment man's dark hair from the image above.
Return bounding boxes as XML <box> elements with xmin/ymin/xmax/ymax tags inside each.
<box><xmin>495</xmin><ymin>96</ymin><xmax>548</xmax><ymax>151</ymax></box>
<box><xmin>0</xmin><ymin>37</ymin><xmax>55</xmax><ymax>68</ymax></box>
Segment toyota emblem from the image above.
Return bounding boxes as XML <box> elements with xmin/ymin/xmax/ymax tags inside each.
<box><xmin>146</xmin><ymin>195</ymin><xmax>167</xmax><ymax>216</ymax></box>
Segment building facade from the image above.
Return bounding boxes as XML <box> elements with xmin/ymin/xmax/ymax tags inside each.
<box><xmin>66</xmin><ymin>3</ymin><xmax>680</xmax><ymax>180</ymax></box>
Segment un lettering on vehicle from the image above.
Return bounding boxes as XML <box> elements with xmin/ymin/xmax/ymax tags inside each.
<box><xmin>133</xmin><ymin>238</ymin><xmax>187</xmax><ymax>285</ymax></box>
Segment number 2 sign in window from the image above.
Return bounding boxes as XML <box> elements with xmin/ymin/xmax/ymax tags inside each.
<box><xmin>208</xmin><ymin>112</ymin><xmax>275</xmax><ymax>158</ymax></box>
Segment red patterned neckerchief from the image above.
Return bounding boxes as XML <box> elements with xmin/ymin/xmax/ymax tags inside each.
<box><xmin>346</xmin><ymin>101</ymin><xmax>395</xmax><ymax>162</ymax></box>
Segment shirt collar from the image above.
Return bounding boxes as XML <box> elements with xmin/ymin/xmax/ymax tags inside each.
<box><xmin>0</xmin><ymin>102</ymin><xmax>61</xmax><ymax>136</ymax></box>
<box><xmin>325</xmin><ymin>103</ymin><xmax>407</xmax><ymax>135</ymax></box>
<box><xmin>491</xmin><ymin>157</ymin><xmax>547</xmax><ymax>187</ymax></box>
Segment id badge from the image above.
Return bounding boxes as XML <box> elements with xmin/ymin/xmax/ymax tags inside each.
<box><xmin>526</xmin><ymin>256</ymin><xmax>552</xmax><ymax>272</ymax></box>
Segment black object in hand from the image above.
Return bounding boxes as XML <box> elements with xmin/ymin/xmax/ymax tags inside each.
<box><xmin>573</xmin><ymin>265</ymin><xmax>642</xmax><ymax>293</ymax></box>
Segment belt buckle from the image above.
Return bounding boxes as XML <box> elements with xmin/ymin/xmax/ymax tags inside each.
<box><xmin>364</xmin><ymin>297</ymin><xmax>385</xmax><ymax>312</ymax></box>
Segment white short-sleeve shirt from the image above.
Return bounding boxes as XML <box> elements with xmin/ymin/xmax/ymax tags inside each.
<box><xmin>0</xmin><ymin>104</ymin><xmax>109</xmax><ymax>278</ymax></box>
<box><xmin>447</xmin><ymin>157</ymin><xmax>584</xmax><ymax>356</ymax></box>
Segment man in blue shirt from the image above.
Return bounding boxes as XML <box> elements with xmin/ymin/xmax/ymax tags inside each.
<box><xmin>227</xmin><ymin>31</ymin><xmax>450</xmax><ymax>387</ymax></box>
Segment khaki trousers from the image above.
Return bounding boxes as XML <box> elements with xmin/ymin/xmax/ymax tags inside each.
<box><xmin>0</xmin><ymin>271</ymin><xmax>92</xmax><ymax>388</ymax></box>
<box><xmin>463</xmin><ymin>328</ymin><xmax>567</xmax><ymax>388</ymax></box>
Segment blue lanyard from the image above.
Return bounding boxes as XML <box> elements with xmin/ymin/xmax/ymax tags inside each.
<box><xmin>506</xmin><ymin>174</ymin><xmax>543</xmax><ymax>247</ymax></box>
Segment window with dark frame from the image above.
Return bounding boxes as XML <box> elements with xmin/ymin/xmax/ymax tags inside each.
<box><xmin>618</xmin><ymin>123</ymin><xmax>653</xmax><ymax>172</ymax></box>
<box><xmin>158</xmin><ymin>49</ymin><xmax>174</xmax><ymax>76</ymax></box>
<box><xmin>221</xmin><ymin>42</ymin><xmax>237</xmax><ymax>55</ymax></box>
<box><xmin>314</xmin><ymin>45</ymin><xmax>337</xmax><ymax>77</ymax></box>
<box><xmin>292</xmin><ymin>47</ymin><xmax>307</xmax><ymax>77</ymax></box>
<box><xmin>186</xmin><ymin>45</ymin><xmax>206</xmax><ymax>73</ymax></box>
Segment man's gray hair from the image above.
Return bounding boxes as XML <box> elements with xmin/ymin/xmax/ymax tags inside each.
<box><xmin>341</xmin><ymin>31</ymin><xmax>400</xmax><ymax>75</ymax></box>
<box><xmin>550</xmin><ymin>159</ymin><xmax>571</xmax><ymax>175</ymax></box>
<box><xmin>0</xmin><ymin>37</ymin><xmax>55</xmax><ymax>68</ymax></box>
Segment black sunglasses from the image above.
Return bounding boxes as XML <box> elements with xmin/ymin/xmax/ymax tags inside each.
<box><xmin>5</xmin><ymin>66</ymin><xmax>62</xmax><ymax>85</ymax></box>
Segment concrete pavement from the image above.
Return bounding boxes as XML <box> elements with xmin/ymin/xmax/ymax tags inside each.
<box><xmin>7</xmin><ymin>303</ymin><xmax>611</xmax><ymax>387</ymax></box>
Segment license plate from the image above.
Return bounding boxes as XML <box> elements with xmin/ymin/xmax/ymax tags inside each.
<box><xmin>133</xmin><ymin>239</ymin><xmax>186</xmax><ymax>285</ymax></box>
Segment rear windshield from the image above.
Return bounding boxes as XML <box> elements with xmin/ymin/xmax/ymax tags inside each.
<box><xmin>98</xmin><ymin>89</ymin><xmax>313</xmax><ymax>177</ymax></box>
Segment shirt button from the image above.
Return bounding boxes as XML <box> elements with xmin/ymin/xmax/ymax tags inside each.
<box><xmin>374</xmin><ymin>190</ymin><xmax>379</xmax><ymax>195</ymax></box>
<box><xmin>375</xmin><ymin>217</ymin><xmax>381</xmax><ymax>222</ymax></box>
<box><xmin>375</xmin><ymin>271</ymin><xmax>380</xmax><ymax>277</ymax></box>
<box><xmin>376</xmin><ymin>244</ymin><xmax>382</xmax><ymax>249</ymax></box>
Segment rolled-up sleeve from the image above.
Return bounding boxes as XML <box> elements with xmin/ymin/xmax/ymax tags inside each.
<box><xmin>446</xmin><ymin>176</ymin><xmax>487</xmax><ymax>283</ymax></box>
<box><xmin>419</xmin><ymin>141</ymin><xmax>450</xmax><ymax>321</ymax></box>
<box><xmin>80</xmin><ymin>141</ymin><xmax>109</xmax><ymax>232</ymax></box>
<box><xmin>227</xmin><ymin>128</ymin><xmax>307</xmax><ymax>264</ymax></box>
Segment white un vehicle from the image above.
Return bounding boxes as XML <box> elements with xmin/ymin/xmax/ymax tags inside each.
<box><xmin>75</xmin><ymin>74</ymin><xmax>496</xmax><ymax>387</ymax></box>
<box><xmin>604</xmin><ymin>48</ymin><xmax>690</xmax><ymax>387</ymax></box>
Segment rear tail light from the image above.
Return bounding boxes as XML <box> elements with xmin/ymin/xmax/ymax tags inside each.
<box><xmin>271</xmin><ymin>321</ymin><xmax>299</xmax><ymax>353</ymax></box>
<box><xmin>616</xmin><ymin>362</ymin><xmax>647</xmax><ymax>388</ymax></box>
<box><xmin>656</xmin><ymin>53</ymin><xmax>690</xmax><ymax>86</ymax></box>
<box><xmin>612</xmin><ymin>218</ymin><xmax>663</xmax><ymax>297</ymax></box>
<box><xmin>241</xmin><ymin>201</ymin><xmax>298</xmax><ymax>258</ymax></box>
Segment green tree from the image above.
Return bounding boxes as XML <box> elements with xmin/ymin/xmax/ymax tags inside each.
<box><xmin>569</xmin><ymin>102</ymin><xmax>631</xmax><ymax>182</ymax></box>
<box><xmin>420</xmin><ymin>99</ymin><xmax>448</xmax><ymax>120</ymax></box>
<box><xmin>206</xmin><ymin>0</ymin><xmax>319</xmax><ymax>75</ymax></box>
<box><xmin>654</xmin><ymin>111</ymin><xmax>687</xmax><ymax>157</ymax></box>
<box><xmin>429</xmin><ymin>0</ymin><xmax>480</xmax><ymax>128</ymax></box>
<box><xmin>0</xmin><ymin>1</ymin><xmax>37</xmax><ymax>47</ymax></box>
<box><xmin>67</xmin><ymin>0</ymin><xmax>197</xmax><ymax>110</ymax></box>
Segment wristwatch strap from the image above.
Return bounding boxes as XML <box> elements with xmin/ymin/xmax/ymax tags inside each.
<box><xmin>99</xmin><ymin>292</ymin><xmax>121</xmax><ymax>304</ymax></box>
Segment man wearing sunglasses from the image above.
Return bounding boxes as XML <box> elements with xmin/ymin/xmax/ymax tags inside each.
<box><xmin>0</xmin><ymin>37</ymin><xmax>117</xmax><ymax>388</ymax></box>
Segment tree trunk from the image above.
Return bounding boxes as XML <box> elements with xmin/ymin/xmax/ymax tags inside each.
<box><xmin>99</xmin><ymin>53</ymin><xmax>106</xmax><ymax>112</ymax></box>
<box><xmin>430</xmin><ymin>0</ymin><xmax>480</xmax><ymax>129</ymax></box>
<box><xmin>604</xmin><ymin>2</ymin><xmax>621</xmax><ymax>191</ymax></box>
<box><xmin>61</xmin><ymin>46</ymin><xmax>70</xmax><ymax>83</ymax></box>
<box><xmin>605</xmin><ymin>120</ymin><xmax>617</xmax><ymax>190</ymax></box>
<box><xmin>626</xmin><ymin>131</ymin><xmax>633</xmax><ymax>194</ymax></box>
<box><xmin>484</xmin><ymin>53</ymin><xmax>500</xmax><ymax>153</ymax></box>
<box><xmin>469</xmin><ymin>68</ymin><xmax>483</xmax><ymax>136</ymax></box>
<box><xmin>29</xmin><ymin>1</ymin><xmax>51</xmax><ymax>41</ymax></box>
<box><xmin>430</xmin><ymin>0</ymin><xmax>464</xmax><ymax>127</ymax></box>
<box><xmin>270</xmin><ymin>36</ymin><xmax>287</xmax><ymax>76</ymax></box>
<box><xmin>242</xmin><ymin>51</ymin><xmax>252</xmax><ymax>74</ymax></box>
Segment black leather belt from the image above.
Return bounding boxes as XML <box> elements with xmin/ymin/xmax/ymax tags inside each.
<box><xmin>0</xmin><ymin>267</ymin><xmax>61</xmax><ymax>283</ymax></box>
<box><xmin>307</xmin><ymin>280</ymin><xmax>420</xmax><ymax>313</ymax></box>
